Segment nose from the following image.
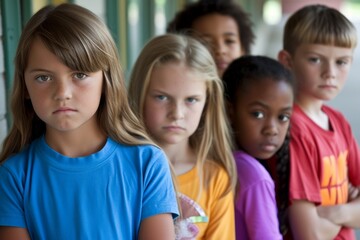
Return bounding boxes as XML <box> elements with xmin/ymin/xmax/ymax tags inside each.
<box><xmin>263</xmin><ymin>118</ymin><xmax>279</xmax><ymax>136</ymax></box>
<box><xmin>169</xmin><ymin>102</ymin><xmax>184</xmax><ymax>120</ymax></box>
<box><xmin>214</xmin><ymin>40</ymin><xmax>226</xmax><ymax>56</ymax></box>
<box><xmin>323</xmin><ymin>61</ymin><xmax>336</xmax><ymax>79</ymax></box>
<box><xmin>54</xmin><ymin>80</ymin><xmax>72</xmax><ymax>101</ymax></box>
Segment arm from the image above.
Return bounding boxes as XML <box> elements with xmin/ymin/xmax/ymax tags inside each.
<box><xmin>240</xmin><ymin>180</ymin><xmax>282</xmax><ymax>240</ymax></box>
<box><xmin>289</xmin><ymin>200</ymin><xmax>341</xmax><ymax>240</ymax></box>
<box><xmin>317</xmin><ymin>192</ymin><xmax>360</xmax><ymax>228</ymax></box>
<box><xmin>0</xmin><ymin>227</ymin><xmax>31</xmax><ymax>240</ymax></box>
<box><xmin>138</xmin><ymin>214</ymin><xmax>175</xmax><ymax>240</ymax></box>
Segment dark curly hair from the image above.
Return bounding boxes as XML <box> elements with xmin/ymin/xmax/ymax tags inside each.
<box><xmin>167</xmin><ymin>0</ymin><xmax>255</xmax><ymax>55</ymax></box>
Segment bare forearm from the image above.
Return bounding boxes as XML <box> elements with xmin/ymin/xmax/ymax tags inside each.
<box><xmin>318</xmin><ymin>197</ymin><xmax>360</xmax><ymax>228</ymax></box>
<box><xmin>0</xmin><ymin>227</ymin><xmax>31</xmax><ymax>240</ymax></box>
<box><xmin>290</xmin><ymin>201</ymin><xmax>341</xmax><ymax>240</ymax></box>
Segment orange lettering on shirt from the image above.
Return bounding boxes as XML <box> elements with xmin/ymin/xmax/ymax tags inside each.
<box><xmin>320</xmin><ymin>150</ymin><xmax>348</xmax><ymax>205</ymax></box>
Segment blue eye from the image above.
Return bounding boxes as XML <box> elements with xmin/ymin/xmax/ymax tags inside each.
<box><xmin>74</xmin><ymin>72</ymin><xmax>87</xmax><ymax>79</ymax></box>
<box><xmin>156</xmin><ymin>95</ymin><xmax>167</xmax><ymax>101</ymax></box>
<box><xmin>186</xmin><ymin>98</ymin><xmax>198</xmax><ymax>104</ymax></box>
<box><xmin>35</xmin><ymin>75</ymin><xmax>51</xmax><ymax>82</ymax></box>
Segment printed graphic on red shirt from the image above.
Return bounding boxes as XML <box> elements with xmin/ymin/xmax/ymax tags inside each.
<box><xmin>321</xmin><ymin>150</ymin><xmax>348</xmax><ymax>205</ymax></box>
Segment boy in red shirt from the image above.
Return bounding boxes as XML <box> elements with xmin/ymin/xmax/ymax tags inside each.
<box><xmin>278</xmin><ymin>4</ymin><xmax>360</xmax><ymax>240</ymax></box>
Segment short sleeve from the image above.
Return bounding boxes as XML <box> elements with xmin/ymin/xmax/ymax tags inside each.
<box><xmin>204</xmin><ymin>166</ymin><xmax>235</xmax><ymax>240</ymax></box>
<box><xmin>342</xmin><ymin>122</ymin><xmax>360</xmax><ymax>186</ymax></box>
<box><xmin>289</xmin><ymin>128</ymin><xmax>322</xmax><ymax>204</ymax></box>
<box><xmin>239</xmin><ymin>180</ymin><xmax>282</xmax><ymax>240</ymax></box>
<box><xmin>141</xmin><ymin>150</ymin><xmax>179</xmax><ymax>220</ymax></box>
<box><xmin>0</xmin><ymin>165</ymin><xmax>27</xmax><ymax>227</ymax></box>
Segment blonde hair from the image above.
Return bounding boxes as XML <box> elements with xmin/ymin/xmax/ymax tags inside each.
<box><xmin>283</xmin><ymin>4</ymin><xmax>357</xmax><ymax>55</ymax></box>
<box><xmin>0</xmin><ymin>3</ymin><xmax>152</xmax><ymax>163</ymax></box>
<box><xmin>128</xmin><ymin>33</ymin><xmax>237</xmax><ymax>194</ymax></box>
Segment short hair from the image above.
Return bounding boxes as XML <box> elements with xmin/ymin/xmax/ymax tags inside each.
<box><xmin>128</xmin><ymin>33</ymin><xmax>237</xmax><ymax>194</ymax></box>
<box><xmin>167</xmin><ymin>0</ymin><xmax>255</xmax><ymax>55</ymax></box>
<box><xmin>283</xmin><ymin>4</ymin><xmax>357</xmax><ymax>55</ymax></box>
<box><xmin>223</xmin><ymin>55</ymin><xmax>294</xmax><ymax>104</ymax></box>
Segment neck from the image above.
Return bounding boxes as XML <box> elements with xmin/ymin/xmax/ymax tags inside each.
<box><xmin>45</xmin><ymin>124</ymin><xmax>106</xmax><ymax>157</ymax></box>
<box><xmin>296</xmin><ymin>100</ymin><xmax>329</xmax><ymax>130</ymax></box>
<box><xmin>161</xmin><ymin>141</ymin><xmax>196</xmax><ymax>175</ymax></box>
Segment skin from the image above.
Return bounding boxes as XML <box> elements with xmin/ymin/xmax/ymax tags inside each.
<box><xmin>279</xmin><ymin>44</ymin><xmax>360</xmax><ymax>240</ymax></box>
<box><xmin>143</xmin><ymin>61</ymin><xmax>207</xmax><ymax>175</ymax></box>
<box><xmin>25</xmin><ymin>37</ymin><xmax>106</xmax><ymax>157</ymax></box>
<box><xmin>0</xmin><ymin>37</ymin><xmax>176</xmax><ymax>239</ymax></box>
<box><xmin>192</xmin><ymin>13</ymin><xmax>243</xmax><ymax>77</ymax></box>
<box><xmin>279</xmin><ymin>44</ymin><xmax>353</xmax><ymax>129</ymax></box>
<box><xmin>228</xmin><ymin>78</ymin><xmax>293</xmax><ymax>160</ymax></box>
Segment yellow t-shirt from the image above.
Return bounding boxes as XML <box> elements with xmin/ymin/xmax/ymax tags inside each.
<box><xmin>176</xmin><ymin>160</ymin><xmax>235</xmax><ymax>240</ymax></box>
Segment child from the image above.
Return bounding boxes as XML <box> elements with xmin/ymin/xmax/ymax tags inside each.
<box><xmin>0</xmin><ymin>4</ymin><xmax>178</xmax><ymax>239</ymax></box>
<box><xmin>278</xmin><ymin>4</ymin><xmax>360</xmax><ymax>240</ymax></box>
<box><xmin>223</xmin><ymin>55</ymin><xmax>294</xmax><ymax>240</ymax></box>
<box><xmin>128</xmin><ymin>33</ymin><xmax>237</xmax><ymax>239</ymax></box>
<box><xmin>167</xmin><ymin>0</ymin><xmax>255</xmax><ymax>77</ymax></box>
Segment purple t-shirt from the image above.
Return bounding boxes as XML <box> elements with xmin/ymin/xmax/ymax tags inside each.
<box><xmin>234</xmin><ymin>150</ymin><xmax>282</xmax><ymax>240</ymax></box>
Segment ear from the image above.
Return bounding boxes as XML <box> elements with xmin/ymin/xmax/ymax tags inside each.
<box><xmin>278</xmin><ymin>50</ymin><xmax>293</xmax><ymax>70</ymax></box>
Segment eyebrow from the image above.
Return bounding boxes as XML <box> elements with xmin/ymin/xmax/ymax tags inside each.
<box><xmin>202</xmin><ymin>32</ymin><xmax>238</xmax><ymax>38</ymax></box>
<box><xmin>149</xmin><ymin>89</ymin><xmax>205</xmax><ymax>97</ymax></box>
<box><xmin>248</xmin><ymin>101</ymin><xmax>293</xmax><ymax>111</ymax></box>
<box><xmin>304</xmin><ymin>50</ymin><xmax>353</xmax><ymax>59</ymax></box>
<box><xmin>26</xmin><ymin>68</ymin><xmax>53</xmax><ymax>73</ymax></box>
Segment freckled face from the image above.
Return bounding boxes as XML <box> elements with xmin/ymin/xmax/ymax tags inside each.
<box><xmin>24</xmin><ymin>37</ymin><xmax>103</xmax><ymax>134</ymax></box>
<box><xmin>192</xmin><ymin>13</ymin><xmax>243</xmax><ymax>77</ymax></box>
<box><xmin>230</xmin><ymin>78</ymin><xmax>293</xmax><ymax>159</ymax></box>
<box><xmin>143</xmin><ymin>62</ymin><xmax>207</xmax><ymax>147</ymax></box>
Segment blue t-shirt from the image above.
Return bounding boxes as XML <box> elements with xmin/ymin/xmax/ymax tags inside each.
<box><xmin>0</xmin><ymin>136</ymin><xmax>179</xmax><ymax>239</ymax></box>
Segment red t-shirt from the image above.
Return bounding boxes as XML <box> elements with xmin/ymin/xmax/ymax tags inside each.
<box><xmin>288</xmin><ymin>104</ymin><xmax>360</xmax><ymax>240</ymax></box>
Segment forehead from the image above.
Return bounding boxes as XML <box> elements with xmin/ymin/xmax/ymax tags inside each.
<box><xmin>26</xmin><ymin>37</ymin><xmax>63</xmax><ymax>70</ymax></box>
<box><xmin>149</xmin><ymin>62</ymin><xmax>206</xmax><ymax>92</ymax></box>
<box><xmin>192</xmin><ymin>13</ymin><xmax>239</xmax><ymax>37</ymax></box>
<box><xmin>236</xmin><ymin>78</ymin><xmax>293</xmax><ymax>104</ymax></box>
<box><xmin>294</xmin><ymin>43</ymin><xmax>354</xmax><ymax>58</ymax></box>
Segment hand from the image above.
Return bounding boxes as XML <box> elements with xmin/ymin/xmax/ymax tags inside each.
<box><xmin>316</xmin><ymin>205</ymin><xmax>342</xmax><ymax>225</ymax></box>
<box><xmin>348</xmin><ymin>183</ymin><xmax>360</xmax><ymax>202</ymax></box>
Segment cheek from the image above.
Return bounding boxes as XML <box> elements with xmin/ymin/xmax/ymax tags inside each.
<box><xmin>230</xmin><ymin>45</ymin><xmax>242</xmax><ymax>59</ymax></box>
<box><xmin>279</xmin><ymin>123</ymin><xmax>290</xmax><ymax>141</ymax></box>
<box><xmin>143</xmin><ymin>102</ymin><xmax>164</xmax><ymax>128</ymax></box>
<box><xmin>191</xmin><ymin>104</ymin><xmax>206</xmax><ymax>124</ymax></box>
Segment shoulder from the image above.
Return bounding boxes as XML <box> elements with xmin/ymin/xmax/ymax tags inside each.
<box><xmin>233</xmin><ymin>151</ymin><xmax>272</xmax><ymax>187</ymax></box>
<box><xmin>0</xmin><ymin>138</ymin><xmax>42</xmax><ymax>174</ymax></box>
<box><xmin>110</xmin><ymin>139</ymin><xmax>167</xmax><ymax>164</ymax></box>
<box><xmin>202</xmin><ymin>160</ymin><xmax>231</xmax><ymax>190</ymax></box>
<box><xmin>322</xmin><ymin>105</ymin><xmax>349</xmax><ymax>123</ymax></box>
<box><xmin>203</xmin><ymin>160</ymin><xmax>227</xmax><ymax>178</ymax></box>
<box><xmin>0</xmin><ymin>138</ymin><xmax>44</xmax><ymax>190</ymax></box>
<box><xmin>109</xmin><ymin>139</ymin><xmax>171</xmax><ymax>179</ymax></box>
